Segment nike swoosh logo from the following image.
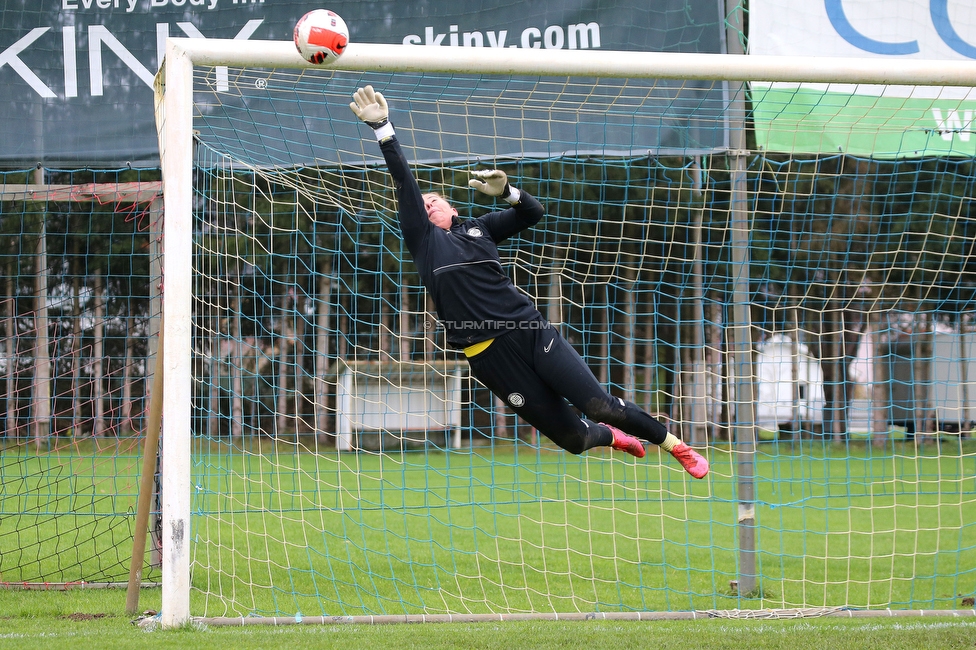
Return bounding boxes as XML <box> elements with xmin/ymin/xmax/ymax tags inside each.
<box><xmin>544</xmin><ymin>339</ymin><xmax>554</xmax><ymax>353</ymax></box>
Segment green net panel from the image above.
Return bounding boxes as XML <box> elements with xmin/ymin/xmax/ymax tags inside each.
<box><xmin>0</xmin><ymin>171</ymin><xmax>162</xmax><ymax>587</ymax></box>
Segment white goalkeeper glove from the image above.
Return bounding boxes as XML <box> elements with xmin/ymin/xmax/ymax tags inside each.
<box><xmin>350</xmin><ymin>85</ymin><xmax>395</xmax><ymax>141</ymax></box>
<box><xmin>468</xmin><ymin>169</ymin><xmax>520</xmax><ymax>204</ymax></box>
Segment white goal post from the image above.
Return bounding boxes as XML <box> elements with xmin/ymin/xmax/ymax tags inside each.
<box><xmin>155</xmin><ymin>36</ymin><xmax>976</xmax><ymax>628</ymax></box>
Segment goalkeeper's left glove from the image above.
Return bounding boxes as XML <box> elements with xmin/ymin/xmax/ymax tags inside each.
<box><xmin>349</xmin><ymin>85</ymin><xmax>395</xmax><ymax>142</ymax></box>
<box><xmin>468</xmin><ymin>169</ymin><xmax>521</xmax><ymax>205</ymax></box>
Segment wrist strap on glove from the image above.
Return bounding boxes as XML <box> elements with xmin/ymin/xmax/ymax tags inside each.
<box><xmin>371</xmin><ymin>121</ymin><xmax>395</xmax><ymax>143</ymax></box>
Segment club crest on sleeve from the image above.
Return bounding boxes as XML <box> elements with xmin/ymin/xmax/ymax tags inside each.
<box><xmin>508</xmin><ymin>393</ymin><xmax>525</xmax><ymax>407</ymax></box>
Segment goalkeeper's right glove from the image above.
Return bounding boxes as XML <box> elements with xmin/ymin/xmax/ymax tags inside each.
<box><xmin>350</xmin><ymin>85</ymin><xmax>395</xmax><ymax>141</ymax></box>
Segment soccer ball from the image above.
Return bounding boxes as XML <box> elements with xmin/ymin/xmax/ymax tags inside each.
<box><xmin>293</xmin><ymin>9</ymin><xmax>349</xmax><ymax>65</ymax></box>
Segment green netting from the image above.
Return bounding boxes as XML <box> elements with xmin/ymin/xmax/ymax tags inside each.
<box><xmin>0</xmin><ymin>168</ymin><xmax>162</xmax><ymax>586</ymax></box>
<box><xmin>176</xmin><ymin>66</ymin><xmax>976</xmax><ymax>616</ymax></box>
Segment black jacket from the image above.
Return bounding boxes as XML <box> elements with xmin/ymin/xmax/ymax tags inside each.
<box><xmin>380</xmin><ymin>136</ymin><xmax>546</xmax><ymax>348</ymax></box>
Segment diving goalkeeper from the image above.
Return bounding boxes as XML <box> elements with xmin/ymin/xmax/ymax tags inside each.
<box><xmin>349</xmin><ymin>85</ymin><xmax>708</xmax><ymax>479</ymax></box>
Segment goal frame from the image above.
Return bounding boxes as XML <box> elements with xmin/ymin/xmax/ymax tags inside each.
<box><xmin>155</xmin><ymin>35</ymin><xmax>976</xmax><ymax>628</ymax></box>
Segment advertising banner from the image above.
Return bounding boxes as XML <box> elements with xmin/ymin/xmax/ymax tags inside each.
<box><xmin>750</xmin><ymin>0</ymin><xmax>976</xmax><ymax>157</ymax></box>
<box><xmin>0</xmin><ymin>0</ymin><xmax>729</xmax><ymax>167</ymax></box>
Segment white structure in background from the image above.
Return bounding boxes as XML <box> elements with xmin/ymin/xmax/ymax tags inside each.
<box><xmin>334</xmin><ymin>360</ymin><xmax>466</xmax><ymax>451</ymax></box>
<box><xmin>848</xmin><ymin>322</ymin><xmax>974</xmax><ymax>434</ymax></box>
<box><xmin>930</xmin><ymin>332</ymin><xmax>976</xmax><ymax>431</ymax></box>
<box><xmin>755</xmin><ymin>334</ymin><xmax>825</xmax><ymax>430</ymax></box>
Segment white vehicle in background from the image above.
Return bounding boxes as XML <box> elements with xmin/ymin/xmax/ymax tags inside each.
<box><xmin>755</xmin><ymin>334</ymin><xmax>826</xmax><ymax>433</ymax></box>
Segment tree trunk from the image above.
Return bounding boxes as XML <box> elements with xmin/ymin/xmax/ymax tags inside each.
<box><xmin>208</xmin><ymin>324</ymin><xmax>221</xmax><ymax>437</ymax></box>
<box><xmin>122</xmin><ymin>313</ymin><xmax>134</xmax><ymax>432</ymax></box>
<box><xmin>791</xmin><ymin>308</ymin><xmax>801</xmax><ymax>434</ymax></box>
<box><xmin>33</xmin><ymin>216</ymin><xmax>51</xmax><ymax>448</ymax></box>
<box><xmin>93</xmin><ymin>269</ymin><xmax>105</xmax><ymax>437</ymax></box>
<box><xmin>294</xmin><ymin>291</ymin><xmax>308</xmax><ymax>432</ymax></box>
<box><xmin>821</xmin><ymin>305</ymin><xmax>847</xmax><ymax>440</ymax></box>
<box><xmin>543</xmin><ymin>271</ymin><xmax>564</xmax><ymax>328</ymax></box>
<box><xmin>379</xmin><ymin>283</ymin><xmax>391</xmax><ymax>358</ymax></box>
<box><xmin>959</xmin><ymin>320</ymin><xmax>971</xmax><ymax>435</ymax></box>
<box><xmin>276</xmin><ymin>291</ymin><xmax>293</xmax><ymax>437</ymax></box>
<box><xmin>914</xmin><ymin>311</ymin><xmax>934</xmax><ymax>440</ymax></box>
<box><xmin>314</xmin><ymin>272</ymin><xmax>331</xmax><ymax>442</ymax></box>
<box><xmin>622</xmin><ymin>273</ymin><xmax>636</xmax><ymax>404</ymax></box>
<box><xmin>5</xmin><ymin>262</ymin><xmax>17</xmax><ymax>438</ymax></box>
<box><xmin>71</xmin><ymin>261</ymin><xmax>82</xmax><ymax>437</ymax></box>
<box><xmin>424</xmin><ymin>295</ymin><xmax>435</xmax><ymax>359</ymax></box>
<box><xmin>598</xmin><ymin>285</ymin><xmax>608</xmax><ymax>385</ymax></box>
<box><xmin>338</xmin><ymin>306</ymin><xmax>347</xmax><ymax>360</ymax></box>
<box><xmin>686</xmin><ymin>195</ymin><xmax>707</xmax><ymax>444</ymax></box>
<box><xmin>399</xmin><ymin>282</ymin><xmax>409</xmax><ymax>361</ymax></box>
<box><xmin>254</xmin><ymin>334</ymin><xmax>265</xmax><ymax>434</ymax></box>
<box><xmin>870</xmin><ymin>311</ymin><xmax>888</xmax><ymax>448</ymax></box>
<box><xmin>230</xmin><ymin>297</ymin><xmax>244</xmax><ymax>438</ymax></box>
<box><xmin>494</xmin><ymin>394</ymin><xmax>509</xmax><ymax>439</ymax></box>
<box><xmin>644</xmin><ymin>316</ymin><xmax>656</xmax><ymax>414</ymax></box>
<box><xmin>832</xmin><ymin>308</ymin><xmax>846</xmax><ymax>441</ymax></box>
<box><xmin>707</xmin><ymin>299</ymin><xmax>724</xmax><ymax>441</ymax></box>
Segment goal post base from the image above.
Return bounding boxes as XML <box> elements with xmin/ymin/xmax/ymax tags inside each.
<box><xmin>194</xmin><ymin>608</ymin><xmax>976</xmax><ymax>627</ymax></box>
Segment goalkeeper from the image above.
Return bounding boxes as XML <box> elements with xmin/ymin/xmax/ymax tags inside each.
<box><xmin>350</xmin><ymin>85</ymin><xmax>708</xmax><ymax>479</ymax></box>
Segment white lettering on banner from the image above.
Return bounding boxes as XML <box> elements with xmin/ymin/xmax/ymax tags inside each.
<box><xmin>63</xmin><ymin>26</ymin><xmax>77</xmax><ymax>97</ymax></box>
<box><xmin>64</xmin><ymin>0</ymin><xmax>146</xmax><ymax>10</ymax></box>
<box><xmin>0</xmin><ymin>27</ymin><xmax>56</xmax><ymax>98</ymax></box>
<box><xmin>152</xmin><ymin>0</ymin><xmax>219</xmax><ymax>7</ymax></box>
<box><xmin>422</xmin><ymin>26</ymin><xmax>445</xmax><ymax>46</ymax></box>
<box><xmin>932</xmin><ymin>108</ymin><xmax>974</xmax><ymax>142</ymax></box>
<box><xmin>160</xmin><ymin>0</ymin><xmax>212</xmax><ymax>7</ymax></box>
<box><xmin>2</xmin><ymin>19</ymin><xmax>266</xmax><ymax>99</ymax></box>
<box><xmin>404</xmin><ymin>23</ymin><xmax>602</xmax><ymax>50</ymax></box>
<box><xmin>89</xmin><ymin>25</ymin><xmax>155</xmax><ymax>96</ymax></box>
<box><xmin>163</xmin><ymin>19</ymin><xmax>262</xmax><ymax>91</ymax></box>
<box><xmin>486</xmin><ymin>30</ymin><xmax>507</xmax><ymax>47</ymax></box>
<box><xmin>521</xmin><ymin>27</ymin><xmax>540</xmax><ymax>48</ymax></box>
<box><xmin>7</xmin><ymin>17</ymin><xmax>600</xmax><ymax>100</ymax></box>
<box><xmin>568</xmin><ymin>22</ymin><xmax>600</xmax><ymax>49</ymax></box>
<box><xmin>156</xmin><ymin>22</ymin><xmax>168</xmax><ymax>64</ymax></box>
<box><xmin>544</xmin><ymin>25</ymin><xmax>563</xmax><ymax>49</ymax></box>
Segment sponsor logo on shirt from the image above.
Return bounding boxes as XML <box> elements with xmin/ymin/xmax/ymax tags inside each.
<box><xmin>466</xmin><ymin>227</ymin><xmax>484</xmax><ymax>238</ymax></box>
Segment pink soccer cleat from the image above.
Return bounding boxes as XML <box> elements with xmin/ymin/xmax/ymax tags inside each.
<box><xmin>670</xmin><ymin>441</ymin><xmax>709</xmax><ymax>479</ymax></box>
<box><xmin>605</xmin><ymin>423</ymin><xmax>646</xmax><ymax>459</ymax></box>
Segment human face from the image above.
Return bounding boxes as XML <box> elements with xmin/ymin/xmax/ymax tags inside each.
<box><xmin>422</xmin><ymin>193</ymin><xmax>457</xmax><ymax>230</ymax></box>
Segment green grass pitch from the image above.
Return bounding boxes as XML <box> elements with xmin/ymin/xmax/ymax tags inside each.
<box><xmin>3</xmin><ymin>437</ymin><xmax>976</xmax><ymax>618</ymax></box>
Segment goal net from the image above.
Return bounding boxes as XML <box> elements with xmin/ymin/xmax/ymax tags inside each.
<box><xmin>0</xmin><ymin>176</ymin><xmax>162</xmax><ymax>589</ymax></box>
<box><xmin>152</xmin><ymin>38</ymin><xmax>976</xmax><ymax>625</ymax></box>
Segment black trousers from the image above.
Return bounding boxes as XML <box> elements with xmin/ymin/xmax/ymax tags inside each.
<box><xmin>466</xmin><ymin>324</ymin><xmax>669</xmax><ymax>454</ymax></box>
